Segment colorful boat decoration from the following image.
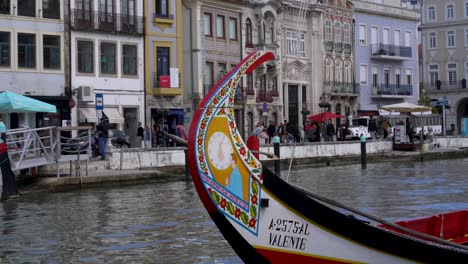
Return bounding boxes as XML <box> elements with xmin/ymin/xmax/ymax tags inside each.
<box><xmin>187</xmin><ymin>51</ymin><xmax>468</xmax><ymax>263</ymax></box>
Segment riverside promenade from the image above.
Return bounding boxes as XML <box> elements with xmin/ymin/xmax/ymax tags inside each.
<box><xmin>15</xmin><ymin>136</ymin><xmax>468</xmax><ymax>194</ymax></box>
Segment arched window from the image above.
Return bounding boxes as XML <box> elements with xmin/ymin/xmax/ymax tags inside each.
<box><xmin>325</xmin><ymin>20</ymin><xmax>332</xmax><ymax>41</ymax></box>
<box><xmin>428</xmin><ymin>6</ymin><xmax>435</xmax><ymax>21</ymax></box>
<box><xmin>335</xmin><ymin>21</ymin><xmax>341</xmax><ymax>43</ymax></box>
<box><xmin>447</xmin><ymin>4</ymin><xmax>454</xmax><ymax>19</ymax></box>
<box><xmin>246</xmin><ymin>18</ymin><xmax>252</xmax><ymax>47</ymax></box>
<box><xmin>335</xmin><ymin>60</ymin><xmax>342</xmax><ymax>83</ymax></box>
<box><xmin>325</xmin><ymin>59</ymin><xmax>333</xmax><ymax>83</ymax></box>
<box><xmin>344</xmin><ymin>61</ymin><xmax>351</xmax><ymax>83</ymax></box>
<box><xmin>343</xmin><ymin>23</ymin><xmax>350</xmax><ymax>44</ymax></box>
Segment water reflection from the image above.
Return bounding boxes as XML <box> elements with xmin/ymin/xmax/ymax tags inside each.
<box><xmin>0</xmin><ymin>158</ymin><xmax>467</xmax><ymax>263</ymax></box>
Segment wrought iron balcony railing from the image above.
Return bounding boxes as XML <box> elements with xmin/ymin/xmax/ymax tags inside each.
<box><xmin>245</xmin><ymin>42</ymin><xmax>254</xmax><ymax>48</ymax></box>
<box><xmin>373</xmin><ymin>84</ymin><xmax>413</xmax><ymax>96</ymax></box>
<box><xmin>344</xmin><ymin>43</ymin><xmax>352</xmax><ymax>55</ymax></box>
<box><xmin>325</xmin><ymin>41</ymin><xmax>333</xmax><ymax>53</ymax></box>
<box><xmin>269</xmin><ymin>89</ymin><xmax>279</xmax><ymax>97</ymax></box>
<box><xmin>324</xmin><ymin>81</ymin><xmax>360</xmax><ymax>95</ymax></box>
<box><xmin>334</xmin><ymin>42</ymin><xmax>342</xmax><ymax>54</ymax></box>
<box><xmin>70</xmin><ymin>9</ymin><xmax>145</xmax><ymax>35</ymax></box>
<box><xmin>256</xmin><ymin>89</ymin><xmax>273</xmax><ymax>103</ymax></box>
<box><xmin>245</xmin><ymin>86</ymin><xmax>255</xmax><ymax>96</ymax></box>
<box><xmin>423</xmin><ymin>80</ymin><xmax>467</xmax><ymax>91</ymax></box>
<box><xmin>371</xmin><ymin>44</ymin><xmax>412</xmax><ymax>59</ymax></box>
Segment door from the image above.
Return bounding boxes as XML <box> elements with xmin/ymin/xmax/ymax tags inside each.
<box><xmin>394</xmin><ymin>30</ymin><xmax>400</xmax><ymax>46</ymax></box>
<box><xmin>123</xmin><ymin>108</ymin><xmax>137</xmax><ymax>147</ymax></box>
<box><xmin>76</xmin><ymin>0</ymin><xmax>92</xmax><ymax>27</ymax></box>
<box><xmin>100</xmin><ymin>0</ymin><xmax>115</xmax><ymax>30</ymax></box>
<box><xmin>383</xmin><ymin>28</ymin><xmax>389</xmax><ymax>45</ymax></box>
<box><xmin>121</xmin><ymin>0</ymin><xmax>136</xmax><ymax>32</ymax></box>
<box><xmin>371</xmin><ymin>26</ymin><xmax>378</xmax><ymax>45</ymax></box>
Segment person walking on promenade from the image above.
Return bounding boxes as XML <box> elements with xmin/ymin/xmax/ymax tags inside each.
<box><xmin>137</xmin><ymin>122</ymin><xmax>144</xmax><ymax>148</ymax></box>
<box><xmin>144</xmin><ymin>125</ymin><xmax>151</xmax><ymax>148</ymax></box>
<box><xmin>369</xmin><ymin>116</ymin><xmax>377</xmax><ymax>139</ymax></box>
<box><xmin>267</xmin><ymin>121</ymin><xmax>276</xmax><ymax>144</ymax></box>
<box><xmin>96</xmin><ymin>118</ymin><xmax>109</xmax><ymax>160</ymax></box>
<box><xmin>0</xmin><ymin>117</ymin><xmax>20</xmax><ymax>200</ymax></box>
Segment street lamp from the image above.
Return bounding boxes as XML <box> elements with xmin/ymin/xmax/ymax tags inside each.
<box><xmin>318</xmin><ymin>94</ymin><xmax>330</xmax><ymax>112</ymax></box>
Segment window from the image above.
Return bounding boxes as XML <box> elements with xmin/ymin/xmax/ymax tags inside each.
<box><xmin>218</xmin><ymin>63</ymin><xmax>226</xmax><ymax>81</ymax></box>
<box><xmin>155</xmin><ymin>0</ymin><xmax>168</xmax><ymax>17</ymax></box>
<box><xmin>383</xmin><ymin>28</ymin><xmax>389</xmax><ymax>45</ymax></box>
<box><xmin>299</xmin><ymin>32</ymin><xmax>305</xmax><ymax>57</ymax></box>
<box><xmin>325</xmin><ymin>59</ymin><xmax>332</xmax><ymax>82</ymax></box>
<box><xmin>122</xmin><ymin>44</ymin><xmax>137</xmax><ymax>76</ymax></box>
<box><xmin>447</xmin><ymin>30</ymin><xmax>455</xmax><ymax>48</ymax></box>
<box><xmin>429</xmin><ymin>65</ymin><xmax>439</xmax><ymax>86</ymax></box>
<box><xmin>247</xmin><ymin>73</ymin><xmax>253</xmax><ymax>89</ymax></box>
<box><xmin>216</xmin><ymin>15</ymin><xmax>225</xmax><ymax>38</ymax></box>
<box><xmin>43</xmin><ymin>35</ymin><xmax>60</xmax><ymax>70</ymax></box>
<box><xmin>204</xmin><ymin>61</ymin><xmax>213</xmax><ymax>94</ymax></box>
<box><xmin>229</xmin><ymin>18</ymin><xmax>237</xmax><ymax>40</ymax></box>
<box><xmin>360</xmin><ymin>64</ymin><xmax>368</xmax><ymax>85</ymax></box>
<box><xmin>359</xmin><ymin>24</ymin><xmax>366</xmax><ymax>45</ymax></box>
<box><xmin>286</xmin><ymin>31</ymin><xmax>297</xmax><ymax>56</ymax></box>
<box><xmin>404</xmin><ymin>31</ymin><xmax>411</xmax><ymax>47</ymax></box>
<box><xmin>343</xmin><ymin>23</ymin><xmax>350</xmax><ymax>44</ymax></box>
<box><xmin>396</xmin><ymin>68</ymin><xmax>401</xmax><ymax>88</ymax></box>
<box><xmin>334</xmin><ymin>22</ymin><xmax>341</xmax><ymax>43</ymax></box>
<box><xmin>77</xmin><ymin>40</ymin><xmax>93</xmax><ymax>73</ymax></box>
<box><xmin>246</xmin><ymin>18</ymin><xmax>252</xmax><ymax>46</ymax></box>
<box><xmin>18</xmin><ymin>33</ymin><xmax>36</xmax><ymax>68</ymax></box>
<box><xmin>372</xmin><ymin>66</ymin><xmax>378</xmax><ymax>88</ymax></box>
<box><xmin>394</xmin><ymin>30</ymin><xmax>400</xmax><ymax>46</ymax></box>
<box><xmin>384</xmin><ymin>68</ymin><xmax>390</xmax><ymax>87</ymax></box>
<box><xmin>325</xmin><ymin>20</ymin><xmax>332</xmax><ymax>41</ymax></box>
<box><xmin>447</xmin><ymin>4</ymin><xmax>454</xmax><ymax>19</ymax></box>
<box><xmin>428</xmin><ymin>6</ymin><xmax>435</xmax><ymax>21</ymax></box>
<box><xmin>406</xmin><ymin>69</ymin><xmax>412</xmax><ymax>86</ymax></box>
<box><xmin>0</xmin><ymin>0</ymin><xmax>10</xmax><ymax>15</ymax></box>
<box><xmin>429</xmin><ymin>32</ymin><xmax>437</xmax><ymax>49</ymax></box>
<box><xmin>42</xmin><ymin>0</ymin><xmax>60</xmax><ymax>19</ymax></box>
<box><xmin>335</xmin><ymin>60</ymin><xmax>342</xmax><ymax>83</ymax></box>
<box><xmin>18</xmin><ymin>0</ymin><xmax>35</xmax><ymax>17</ymax></box>
<box><xmin>344</xmin><ymin>62</ymin><xmax>351</xmax><ymax>83</ymax></box>
<box><xmin>0</xmin><ymin>32</ymin><xmax>10</xmax><ymax>67</ymax></box>
<box><xmin>465</xmin><ymin>29</ymin><xmax>468</xmax><ymax>47</ymax></box>
<box><xmin>204</xmin><ymin>13</ymin><xmax>212</xmax><ymax>37</ymax></box>
<box><xmin>447</xmin><ymin>63</ymin><xmax>457</xmax><ymax>85</ymax></box>
<box><xmin>100</xmin><ymin>42</ymin><xmax>116</xmax><ymax>75</ymax></box>
<box><xmin>122</xmin><ymin>0</ymin><xmax>135</xmax><ymax>17</ymax></box>
<box><xmin>156</xmin><ymin>47</ymin><xmax>170</xmax><ymax>87</ymax></box>
<box><xmin>466</xmin><ymin>2</ymin><xmax>468</xmax><ymax>17</ymax></box>
<box><xmin>370</xmin><ymin>26</ymin><xmax>378</xmax><ymax>45</ymax></box>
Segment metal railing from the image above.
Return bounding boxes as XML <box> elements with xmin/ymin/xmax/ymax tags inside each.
<box><xmin>344</xmin><ymin>43</ymin><xmax>352</xmax><ymax>55</ymax></box>
<box><xmin>423</xmin><ymin>80</ymin><xmax>467</xmax><ymax>91</ymax></box>
<box><xmin>70</xmin><ymin>9</ymin><xmax>145</xmax><ymax>35</ymax></box>
<box><xmin>245</xmin><ymin>87</ymin><xmax>255</xmax><ymax>96</ymax></box>
<box><xmin>373</xmin><ymin>84</ymin><xmax>413</xmax><ymax>96</ymax></box>
<box><xmin>325</xmin><ymin>41</ymin><xmax>333</xmax><ymax>52</ymax></box>
<box><xmin>334</xmin><ymin>42</ymin><xmax>343</xmax><ymax>54</ymax></box>
<box><xmin>371</xmin><ymin>44</ymin><xmax>412</xmax><ymax>58</ymax></box>
<box><xmin>256</xmin><ymin>89</ymin><xmax>273</xmax><ymax>103</ymax></box>
<box><xmin>324</xmin><ymin>81</ymin><xmax>360</xmax><ymax>95</ymax></box>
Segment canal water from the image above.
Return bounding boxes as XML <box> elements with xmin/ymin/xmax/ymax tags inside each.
<box><xmin>1</xmin><ymin>158</ymin><xmax>468</xmax><ymax>263</ymax></box>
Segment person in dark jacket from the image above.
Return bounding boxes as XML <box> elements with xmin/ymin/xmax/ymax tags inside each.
<box><xmin>267</xmin><ymin>121</ymin><xmax>276</xmax><ymax>144</ymax></box>
<box><xmin>96</xmin><ymin>118</ymin><xmax>109</xmax><ymax>160</ymax></box>
<box><xmin>369</xmin><ymin>116</ymin><xmax>377</xmax><ymax>139</ymax></box>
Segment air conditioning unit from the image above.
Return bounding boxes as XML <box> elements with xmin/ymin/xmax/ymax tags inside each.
<box><xmin>78</xmin><ymin>86</ymin><xmax>93</xmax><ymax>102</ymax></box>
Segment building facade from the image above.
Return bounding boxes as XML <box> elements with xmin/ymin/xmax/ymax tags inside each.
<box><xmin>146</xmin><ymin>0</ymin><xmax>184</xmax><ymax>139</ymax></box>
<box><xmin>354</xmin><ymin>0</ymin><xmax>419</xmax><ymax>115</ymax></box>
<box><xmin>420</xmin><ymin>0</ymin><xmax>468</xmax><ymax>135</ymax></box>
<box><xmin>69</xmin><ymin>0</ymin><xmax>145</xmax><ymax>146</ymax></box>
<box><xmin>322</xmin><ymin>0</ymin><xmax>355</xmax><ymax>124</ymax></box>
<box><xmin>0</xmin><ymin>0</ymin><xmax>67</xmax><ymax>128</ymax></box>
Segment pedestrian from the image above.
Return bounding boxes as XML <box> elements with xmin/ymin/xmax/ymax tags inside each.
<box><xmin>175</xmin><ymin>122</ymin><xmax>188</xmax><ymax>146</ymax></box>
<box><xmin>144</xmin><ymin>124</ymin><xmax>151</xmax><ymax>148</ymax></box>
<box><xmin>267</xmin><ymin>121</ymin><xmax>276</xmax><ymax>144</ymax></box>
<box><xmin>137</xmin><ymin>122</ymin><xmax>144</xmax><ymax>148</ymax></box>
<box><xmin>307</xmin><ymin>123</ymin><xmax>316</xmax><ymax>142</ymax></box>
<box><xmin>369</xmin><ymin>116</ymin><xmax>377</xmax><ymax>139</ymax></box>
<box><xmin>0</xmin><ymin>115</ymin><xmax>20</xmax><ymax>200</ymax></box>
<box><xmin>96</xmin><ymin>118</ymin><xmax>109</xmax><ymax>160</ymax></box>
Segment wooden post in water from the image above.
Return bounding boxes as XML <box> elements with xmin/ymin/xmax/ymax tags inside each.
<box><xmin>273</xmin><ymin>141</ymin><xmax>280</xmax><ymax>176</ymax></box>
<box><xmin>360</xmin><ymin>134</ymin><xmax>367</xmax><ymax>169</ymax></box>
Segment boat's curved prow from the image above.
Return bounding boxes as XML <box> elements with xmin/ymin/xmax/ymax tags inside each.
<box><xmin>187</xmin><ymin>51</ymin><xmax>468</xmax><ymax>263</ymax></box>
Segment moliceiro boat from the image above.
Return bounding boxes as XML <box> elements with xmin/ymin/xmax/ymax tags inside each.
<box><xmin>187</xmin><ymin>51</ymin><xmax>468</xmax><ymax>263</ymax></box>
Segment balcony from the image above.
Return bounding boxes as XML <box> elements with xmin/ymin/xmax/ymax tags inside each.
<box><xmin>245</xmin><ymin>86</ymin><xmax>255</xmax><ymax>96</ymax></box>
<box><xmin>324</xmin><ymin>81</ymin><xmax>360</xmax><ymax>95</ymax></box>
<box><xmin>423</xmin><ymin>80</ymin><xmax>468</xmax><ymax>91</ymax></box>
<box><xmin>245</xmin><ymin>42</ymin><xmax>254</xmax><ymax>49</ymax></box>
<box><xmin>371</xmin><ymin>44</ymin><xmax>412</xmax><ymax>61</ymax></box>
<box><xmin>372</xmin><ymin>84</ymin><xmax>413</xmax><ymax>97</ymax></box>
<box><xmin>334</xmin><ymin>42</ymin><xmax>342</xmax><ymax>54</ymax></box>
<box><xmin>70</xmin><ymin>9</ymin><xmax>145</xmax><ymax>35</ymax></box>
<box><xmin>269</xmin><ymin>89</ymin><xmax>279</xmax><ymax>98</ymax></box>
<box><xmin>256</xmin><ymin>89</ymin><xmax>273</xmax><ymax>103</ymax></box>
<box><xmin>325</xmin><ymin>41</ymin><xmax>333</xmax><ymax>53</ymax></box>
<box><xmin>344</xmin><ymin>43</ymin><xmax>352</xmax><ymax>55</ymax></box>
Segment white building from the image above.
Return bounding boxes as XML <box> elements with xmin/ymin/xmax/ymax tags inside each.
<box><xmin>69</xmin><ymin>0</ymin><xmax>145</xmax><ymax>146</ymax></box>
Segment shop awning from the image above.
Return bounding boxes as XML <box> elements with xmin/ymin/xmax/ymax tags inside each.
<box><xmin>103</xmin><ymin>108</ymin><xmax>124</xmax><ymax>124</ymax></box>
<box><xmin>79</xmin><ymin>108</ymin><xmax>98</xmax><ymax>123</ymax></box>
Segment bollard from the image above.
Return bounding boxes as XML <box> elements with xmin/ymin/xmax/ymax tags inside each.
<box><xmin>360</xmin><ymin>134</ymin><xmax>367</xmax><ymax>169</ymax></box>
<box><xmin>273</xmin><ymin>141</ymin><xmax>280</xmax><ymax>176</ymax></box>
